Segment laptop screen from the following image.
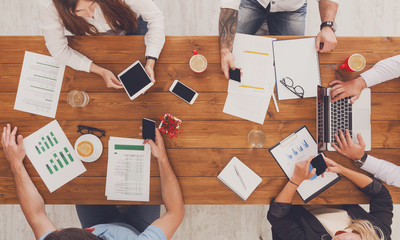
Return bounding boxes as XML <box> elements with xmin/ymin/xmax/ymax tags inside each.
<box><xmin>317</xmin><ymin>86</ymin><xmax>326</xmax><ymax>152</ymax></box>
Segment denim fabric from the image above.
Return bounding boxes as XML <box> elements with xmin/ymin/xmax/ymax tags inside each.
<box><xmin>237</xmin><ymin>0</ymin><xmax>307</xmax><ymax>36</ymax></box>
<box><xmin>126</xmin><ymin>16</ymin><xmax>149</xmax><ymax>35</ymax></box>
<box><xmin>75</xmin><ymin>205</ymin><xmax>160</xmax><ymax>232</ymax></box>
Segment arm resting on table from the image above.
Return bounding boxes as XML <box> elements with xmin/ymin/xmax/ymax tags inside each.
<box><xmin>361</xmin><ymin>155</ymin><xmax>400</xmax><ymax>187</ymax></box>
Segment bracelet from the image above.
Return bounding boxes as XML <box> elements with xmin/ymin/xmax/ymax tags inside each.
<box><xmin>289</xmin><ymin>180</ymin><xmax>299</xmax><ymax>187</ymax></box>
<box><xmin>146</xmin><ymin>56</ymin><xmax>158</xmax><ymax>62</ymax></box>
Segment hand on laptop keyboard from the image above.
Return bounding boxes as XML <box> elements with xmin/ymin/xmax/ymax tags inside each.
<box><xmin>331</xmin><ymin>129</ymin><xmax>366</xmax><ymax>161</ymax></box>
<box><xmin>329</xmin><ymin>77</ymin><xmax>367</xmax><ymax>104</ymax></box>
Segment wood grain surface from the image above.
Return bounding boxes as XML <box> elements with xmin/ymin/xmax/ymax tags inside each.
<box><xmin>1</xmin><ymin>36</ymin><xmax>399</xmax><ymax>204</ymax></box>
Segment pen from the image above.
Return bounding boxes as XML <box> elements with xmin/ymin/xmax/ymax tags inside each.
<box><xmin>271</xmin><ymin>91</ymin><xmax>279</xmax><ymax>112</ymax></box>
<box><xmin>234</xmin><ymin>165</ymin><xmax>247</xmax><ymax>190</ymax></box>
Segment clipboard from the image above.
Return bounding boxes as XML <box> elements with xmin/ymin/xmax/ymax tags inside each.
<box><xmin>269</xmin><ymin>125</ymin><xmax>341</xmax><ymax>203</ymax></box>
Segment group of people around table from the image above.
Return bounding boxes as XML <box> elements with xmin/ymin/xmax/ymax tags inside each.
<box><xmin>2</xmin><ymin>0</ymin><xmax>400</xmax><ymax>239</ymax></box>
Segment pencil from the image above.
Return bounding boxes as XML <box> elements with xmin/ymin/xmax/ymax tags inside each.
<box><xmin>271</xmin><ymin>92</ymin><xmax>280</xmax><ymax>113</ymax></box>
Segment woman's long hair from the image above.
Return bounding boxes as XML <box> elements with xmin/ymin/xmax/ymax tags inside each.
<box><xmin>52</xmin><ymin>0</ymin><xmax>138</xmax><ymax>35</ymax></box>
<box><xmin>346</xmin><ymin>219</ymin><xmax>384</xmax><ymax>240</ymax></box>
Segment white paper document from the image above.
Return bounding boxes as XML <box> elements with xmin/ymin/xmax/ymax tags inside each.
<box><xmin>273</xmin><ymin>38</ymin><xmax>321</xmax><ymax>100</ymax></box>
<box><xmin>223</xmin><ymin>34</ymin><xmax>276</xmax><ymax>124</ymax></box>
<box><xmin>23</xmin><ymin>120</ymin><xmax>87</xmax><ymax>193</ymax></box>
<box><xmin>106</xmin><ymin>137</ymin><xmax>151</xmax><ymax>201</ymax></box>
<box><xmin>14</xmin><ymin>51</ymin><xmax>65</xmax><ymax>118</ymax></box>
<box><xmin>269</xmin><ymin>126</ymin><xmax>341</xmax><ymax>203</ymax></box>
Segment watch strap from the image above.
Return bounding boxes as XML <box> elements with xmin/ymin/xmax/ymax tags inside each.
<box><xmin>320</xmin><ymin>21</ymin><xmax>335</xmax><ymax>31</ymax></box>
<box><xmin>354</xmin><ymin>153</ymin><xmax>368</xmax><ymax>168</ymax></box>
<box><xmin>146</xmin><ymin>56</ymin><xmax>158</xmax><ymax>62</ymax></box>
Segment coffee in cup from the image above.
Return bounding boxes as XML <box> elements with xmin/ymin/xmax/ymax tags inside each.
<box><xmin>339</xmin><ymin>54</ymin><xmax>366</xmax><ymax>72</ymax></box>
<box><xmin>77</xmin><ymin>140</ymin><xmax>94</xmax><ymax>158</ymax></box>
<box><xmin>190</xmin><ymin>49</ymin><xmax>207</xmax><ymax>73</ymax></box>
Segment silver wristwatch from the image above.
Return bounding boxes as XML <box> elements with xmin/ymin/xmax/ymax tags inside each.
<box><xmin>354</xmin><ymin>153</ymin><xmax>368</xmax><ymax>168</ymax></box>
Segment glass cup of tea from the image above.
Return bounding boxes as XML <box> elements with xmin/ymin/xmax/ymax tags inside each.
<box><xmin>248</xmin><ymin>130</ymin><xmax>266</xmax><ymax>148</ymax></box>
<box><xmin>339</xmin><ymin>53</ymin><xmax>366</xmax><ymax>72</ymax></box>
<box><xmin>67</xmin><ymin>90</ymin><xmax>89</xmax><ymax>107</ymax></box>
<box><xmin>189</xmin><ymin>49</ymin><xmax>207</xmax><ymax>73</ymax></box>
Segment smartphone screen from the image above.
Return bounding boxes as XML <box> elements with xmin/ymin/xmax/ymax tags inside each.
<box><xmin>171</xmin><ymin>81</ymin><xmax>196</xmax><ymax>103</ymax></box>
<box><xmin>142</xmin><ymin>118</ymin><xmax>155</xmax><ymax>142</ymax></box>
<box><xmin>311</xmin><ymin>154</ymin><xmax>328</xmax><ymax>176</ymax></box>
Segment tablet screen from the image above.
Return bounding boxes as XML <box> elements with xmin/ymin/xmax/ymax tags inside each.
<box><xmin>119</xmin><ymin>63</ymin><xmax>151</xmax><ymax>97</ymax></box>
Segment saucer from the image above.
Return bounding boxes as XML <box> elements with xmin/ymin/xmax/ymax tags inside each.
<box><xmin>74</xmin><ymin>134</ymin><xmax>103</xmax><ymax>162</ymax></box>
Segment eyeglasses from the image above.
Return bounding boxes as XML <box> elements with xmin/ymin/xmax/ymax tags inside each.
<box><xmin>279</xmin><ymin>77</ymin><xmax>304</xmax><ymax>98</ymax></box>
<box><xmin>77</xmin><ymin>125</ymin><xmax>105</xmax><ymax>138</ymax></box>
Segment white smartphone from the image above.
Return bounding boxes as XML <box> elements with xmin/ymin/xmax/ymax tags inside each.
<box><xmin>169</xmin><ymin>80</ymin><xmax>198</xmax><ymax>104</ymax></box>
<box><xmin>118</xmin><ymin>60</ymin><xmax>154</xmax><ymax>100</ymax></box>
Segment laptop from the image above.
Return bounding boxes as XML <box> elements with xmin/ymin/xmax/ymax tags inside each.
<box><xmin>317</xmin><ymin>85</ymin><xmax>371</xmax><ymax>152</ymax></box>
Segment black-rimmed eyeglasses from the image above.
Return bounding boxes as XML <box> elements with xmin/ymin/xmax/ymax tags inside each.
<box><xmin>279</xmin><ymin>77</ymin><xmax>304</xmax><ymax>98</ymax></box>
<box><xmin>77</xmin><ymin>125</ymin><xmax>105</xmax><ymax>138</ymax></box>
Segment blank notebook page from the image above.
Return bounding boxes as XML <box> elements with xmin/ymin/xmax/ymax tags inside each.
<box><xmin>273</xmin><ymin>37</ymin><xmax>321</xmax><ymax>100</ymax></box>
<box><xmin>217</xmin><ymin>157</ymin><xmax>262</xmax><ymax>200</ymax></box>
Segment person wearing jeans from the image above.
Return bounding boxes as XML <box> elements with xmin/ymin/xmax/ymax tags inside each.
<box><xmin>1</xmin><ymin>123</ymin><xmax>184</xmax><ymax>240</ymax></box>
<box><xmin>219</xmin><ymin>0</ymin><xmax>339</xmax><ymax>79</ymax></box>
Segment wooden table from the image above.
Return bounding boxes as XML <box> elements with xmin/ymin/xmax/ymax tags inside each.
<box><xmin>0</xmin><ymin>36</ymin><xmax>400</xmax><ymax>204</ymax></box>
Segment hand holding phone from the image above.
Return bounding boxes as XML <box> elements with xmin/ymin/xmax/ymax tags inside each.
<box><xmin>142</xmin><ymin>118</ymin><xmax>156</xmax><ymax>142</ymax></box>
<box><xmin>229</xmin><ymin>68</ymin><xmax>241</xmax><ymax>82</ymax></box>
<box><xmin>311</xmin><ymin>153</ymin><xmax>328</xmax><ymax>176</ymax></box>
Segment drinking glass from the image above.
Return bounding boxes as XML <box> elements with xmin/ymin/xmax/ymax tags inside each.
<box><xmin>67</xmin><ymin>90</ymin><xmax>89</xmax><ymax>107</ymax></box>
<box><xmin>248</xmin><ymin>130</ymin><xmax>266</xmax><ymax>148</ymax></box>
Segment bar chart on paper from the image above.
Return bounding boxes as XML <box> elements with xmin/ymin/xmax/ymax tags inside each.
<box><xmin>23</xmin><ymin>120</ymin><xmax>86</xmax><ymax>192</ymax></box>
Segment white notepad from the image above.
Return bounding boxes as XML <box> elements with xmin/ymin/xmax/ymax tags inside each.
<box><xmin>273</xmin><ymin>38</ymin><xmax>321</xmax><ymax>100</ymax></box>
<box><xmin>217</xmin><ymin>157</ymin><xmax>262</xmax><ymax>200</ymax></box>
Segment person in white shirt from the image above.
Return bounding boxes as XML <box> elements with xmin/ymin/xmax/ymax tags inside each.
<box><xmin>219</xmin><ymin>0</ymin><xmax>339</xmax><ymax>79</ymax></box>
<box><xmin>39</xmin><ymin>0</ymin><xmax>165</xmax><ymax>89</ymax></box>
<box><xmin>329</xmin><ymin>55</ymin><xmax>400</xmax><ymax>188</ymax></box>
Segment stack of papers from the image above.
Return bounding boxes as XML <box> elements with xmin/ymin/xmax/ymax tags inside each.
<box><xmin>23</xmin><ymin>120</ymin><xmax>86</xmax><ymax>192</ymax></box>
<box><xmin>14</xmin><ymin>51</ymin><xmax>65</xmax><ymax>118</ymax></box>
<box><xmin>223</xmin><ymin>34</ymin><xmax>276</xmax><ymax>124</ymax></box>
<box><xmin>217</xmin><ymin>157</ymin><xmax>262</xmax><ymax>200</ymax></box>
<box><xmin>106</xmin><ymin>137</ymin><xmax>151</xmax><ymax>201</ymax></box>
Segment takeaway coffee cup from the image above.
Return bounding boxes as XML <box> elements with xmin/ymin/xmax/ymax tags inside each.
<box><xmin>339</xmin><ymin>54</ymin><xmax>366</xmax><ymax>72</ymax></box>
<box><xmin>189</xmin><ymin>49</ymin><xmax>207</xmax><ymax>73</ymax></box>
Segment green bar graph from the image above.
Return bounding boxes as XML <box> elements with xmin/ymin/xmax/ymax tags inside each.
<box><xmin>50</xmin><ymin>159</ymin><xmax>58</xmax><ymax>171</ymax></box>
<box><xmin>39</xmin><ymin>142</ymin><xmax>45</xmax><ymax>151</ymax></box>
<box><xmin>46</xmin><ymin>164</ymin><xmax>53</xmax><ymax>175</ymax></box>
<box><xmin>42</xmin><ymin>137</ymin><xmax>50</xmax><ymax>149</ymax></box>
<box><xmin>50</xmin><ymin>132</ymin><xmax>58</xmax><ymax>144</ymax></box>
<box><xmin>59</xmin><ymin>152</ymin><xmax>69</xmax><ymax>165</ymax></box>
<box><xmin>64</xmin><ymin>148</ymin><xmax>74</xmax><ymax>162</ymax></box>
<box><xmin>35</xmin><ymin>146</ymin><xmax>41</xmax><ymax>155</ymax></box>
<box><xmin>115</xmin><ymin>145</ymin><xmax>144</xmax><ymax>151</ymax></box>
<box><xmin>47</xmin><ymin>135</ymin><xmax>54</xmax><ymax>146</ymax></box>
<box><xmin>53</xmin><ymin>153</ymin><xmax>63</xmax><ymax>168</ymax></box>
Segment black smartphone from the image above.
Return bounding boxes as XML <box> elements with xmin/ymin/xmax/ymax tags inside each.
<box><xmin>142</xmin><ymin>118</ymin><xmax>156</xmax><ymax>142</ymax></box>
<box><xmin>229</xmin><ymin>68</ymin><xmax>241</xmax><ymax>82</ymax></box>
<box><xmin>311</xmin><ymin>153</ymin><xmax>328</xmax><ymax>176</ymax></box>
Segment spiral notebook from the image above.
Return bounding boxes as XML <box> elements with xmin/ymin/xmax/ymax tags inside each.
<box><xmin>217</xmin><ymin>157</ymin><xmax>262</xmax><ymax>200</ymax></box>
<box><xmin>273</xmin><ymin>38</ymin><xmax>321</xmax><ymax>100</ymax></box>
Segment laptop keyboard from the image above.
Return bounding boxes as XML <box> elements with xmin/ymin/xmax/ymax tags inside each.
<box><xmin>330</xmin><ymin>97</ymin><xmax>353</xmax><ymax>145</ymax></box>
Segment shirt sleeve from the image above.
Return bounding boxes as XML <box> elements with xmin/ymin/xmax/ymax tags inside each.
<box><xmin>361</xmin><ymin>155</ymin><xmax>400</xmax><ymax>187</ymax></box>
<box><xmin>135</xmin><ymin>225</ymin><xmax>167</xmax><ymax>240</ymax></box>
<box><xmin>220</xmin><ymin>0</ymin><xmax>241</xmax><ymax>10</ymax></box>
<box><xmin>38</xmin><ymin>0</ymin><xmax>93</xmax><ymax>72</ymax></box>
<box><xmin>360</xmin><ymin>55</ymin><xmax>400</xmax><ymax>87</ymax></box>
<box><xmin>126</xmin><ymin>0</ymin><xmax>165</xmax><ymax>59</ymax></box>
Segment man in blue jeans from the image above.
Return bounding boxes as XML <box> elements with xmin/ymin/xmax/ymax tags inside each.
<box><xmin>1</xmin><ymin>124</ymin><xmax>184</xmax><ymax>240</ymax></box>
<box><xmin>219</xmin><ymin>0</ymin><xmax>339</xmax><ymax>79</ymax></box>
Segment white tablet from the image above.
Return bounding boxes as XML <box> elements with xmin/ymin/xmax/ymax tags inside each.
<box><xmin>118</xmin><ymin>60</ymin><xmax>154</xmax><ymax>100</ymax></box>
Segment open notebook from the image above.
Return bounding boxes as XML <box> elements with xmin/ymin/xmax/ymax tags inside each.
<box><xmin>273</xmin><ymin>38</ymin><xmax>321</xmax><ymax>100</ymax></box>
<box><xmin>218</xmin><ymin>157</ymin><xmax>262</xmax><ymax>200</ymax></box>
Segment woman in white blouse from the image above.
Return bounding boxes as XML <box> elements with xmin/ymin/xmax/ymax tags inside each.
<box><xmin>39</xmin><ymin>0</ymin><xmax>165</xmax><ymax>89</ymax></box>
